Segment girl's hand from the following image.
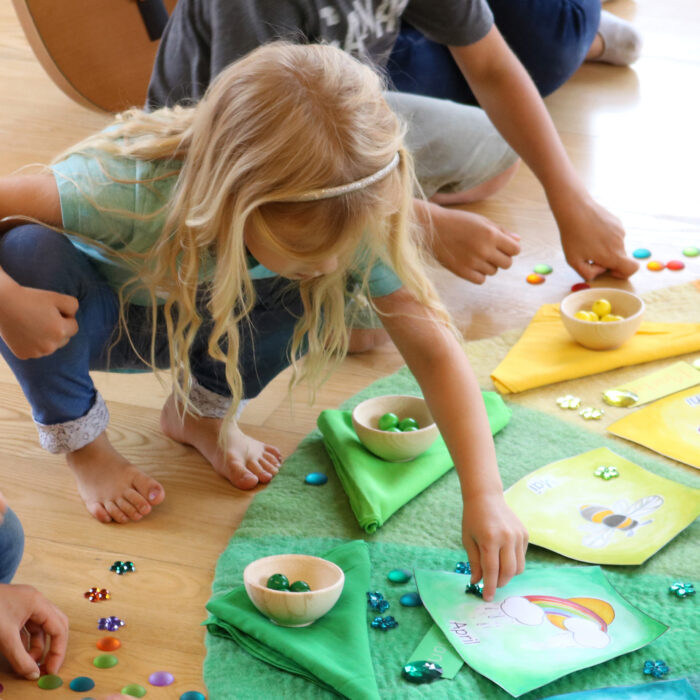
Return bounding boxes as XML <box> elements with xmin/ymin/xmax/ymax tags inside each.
<box><xmin>0</xmin><ymin>282</ymin><xmax>78</xmax><ymax>360</ymax></box>
<box><xmin>462</xmin><ymin>493</ymin><xmax>528</xmax><ymax>602</ymax></box>
<box><xmin>551</xmin><ymin>193</ymin><xmax>639</xmax><ymax>281</ymax></box>
<box><xmin>0</xmin><ymin>584</ymin><xmax>69</xmax><ymax>679</ymax></box>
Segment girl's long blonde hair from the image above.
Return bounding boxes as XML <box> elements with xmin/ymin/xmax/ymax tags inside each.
<box><xmin>55</xmin><ymin>42</ymin><xmax>456</xmax><ymax>427</ymax></box>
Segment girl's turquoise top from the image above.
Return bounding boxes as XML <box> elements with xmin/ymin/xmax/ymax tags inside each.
<box><xmin>51</xmin><ymin>151</ymin><xmax>403</xmax><ymax>306</ymax></box>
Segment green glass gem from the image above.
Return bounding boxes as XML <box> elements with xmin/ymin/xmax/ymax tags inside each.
<box><xmin>387</xmin><ymin>568</ymin><xmax>412</xmax><ymax>584</ymax></box>
<box><xmin>386</xmin><ymin>427</ymin><xmax>402</xmax><ymax>433</ymax></box>
<box><xmin>121</xmin><ymin>683</ymin><xmax>147</xmax><ymax>698</ymax></box>
<box><xmin>402</xmin><ymin>426</ymin><xmax>419</xmax><ymax>432</ymax></box>
<box><xmin>533</xmin><ymin>263</ymin><xmax>553</xmax><ymax>275</ymax></box>
<box><xmin>266</xmin><ymin>573</ymin><xmax>290</xmax><ymax>591</ymax></box>
<box><xmin>93</xmin><ymin>654</ymin><xmax>119</xmax><ymax>669</ymax></box>
<box><xmin>37</xmin><ymin>674</ymin><xmax>63</xmax><ymax>690</ymax></box>
<box><xmin>378</xmin><ymin>412</ymin><xmax>399</xmax><ymax>430</ymax></box>
<box><xmin>398</xmin><ymin>417</ymin><xmax>419</xmax><ymax>431</ymax></box>
<box><xmin>682</xmin><ymin>246</ymin><xmax>699</xmax><ymax>257</ymax></box>
<box><xmin>402</xmin><ymin>660</ymin><xmax>443</xmax><ymax>684</ymax></box>
<box><xmin>289</xmin><ymin>580</ymin><xmax>311</xmax><ymax>592</ymax></box>
<box><xmin>602</xmin><ymin>389</ymin><xmax>639</xmax><ymax>407</ymax></box>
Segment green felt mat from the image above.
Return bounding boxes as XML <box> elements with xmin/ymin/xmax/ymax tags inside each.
<box><xmin>204</xmin><ymin>367</ymin><xmax>700</xmax><ymax>699</ymax></box>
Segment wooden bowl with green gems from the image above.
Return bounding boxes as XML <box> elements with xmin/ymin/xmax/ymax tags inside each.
<box><xmin>560</xmin><ymin>288</ymin><xmax>644</xmax><ymax>350</ymax></box>
<box><xmin>351</xmin><ymin>395</ymin><xmax>439</xmax><ymax>462</ymax></box>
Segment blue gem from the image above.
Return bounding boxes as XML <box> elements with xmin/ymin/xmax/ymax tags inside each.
<box><xmin>387</xmin><ymin>568</ymin><xmax>412</xmax><ymax>584</ymax></box>
<box><xmin>399</xmin><ymin>592</ymin><xmax>422</xmax><ymax>607</ymax></box>
<box><xmin>304</xmin><ymin>472</ymin><xmax>328</xmax><ymax>486</ymax></box>
<box><xmin>367</xmin><ymin>591</ymin><xmax>389</xmax><ymax>612</ymax></box>
<box><xmin>371</xmin><ymin>615</ymin><xmax>398</xmax><ymax>630</ymax></box>
<box><xmin>643</xmin><ymin>660</ymin><xmax>669</xmax><ymax>678</ymax></box>
<box><xmin>669</xmin><ymin>582</ymin><xmax>695</xmax><ymax>598</ymax></box>
<box><xmin>455</xmin><ymin>561</ymin><xmax>471</xmax><ymax>575</ymax></box>
<box><xmin>465</xmin><ymin>583</ymin><xmax>484</xmax><ymax>597</ymax></box>
<box><xmin>633</xmin><ymin>248</ymin><xmax>652</xmax><ymax>259</ymax></box>
<box><xmin>402</xmin><ymin>660</ymin><xmax>443</xmax><ymax>684</ymax></box>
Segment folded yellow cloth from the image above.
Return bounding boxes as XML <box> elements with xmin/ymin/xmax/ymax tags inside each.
<box><xmin>490</xmin><ymin>303</ymin><xmax>700</xmax><ymax>394</ymax></box>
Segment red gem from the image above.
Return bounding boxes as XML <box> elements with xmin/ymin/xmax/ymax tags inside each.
<box><xmin>667</xmin><ymin>260</ymin><xmax>685</xmax><ymax>271</ymax></box>
<box><xmin>571</xmin><ymin>282</ymin><xmax>590</xmax><ymax>292</ymax></box>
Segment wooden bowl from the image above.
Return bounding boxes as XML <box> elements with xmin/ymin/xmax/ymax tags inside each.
<box><xmin>243</xmin><ymin>554</ymin><xmax>344</xmax><ymax>627</ymax></box>
<box><xmin>560</xmin><ymin>288</ymin><xmax>644</xmax><ymax>350</ymax></box>
<box><xmin>351</xmin><ymin>395</ymin><xmax>439</xmax><ymax>462</ymax></box>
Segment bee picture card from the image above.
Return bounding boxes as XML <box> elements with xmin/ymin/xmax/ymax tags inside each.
<box><xmin>608</xmin><ymin>386</ymin><xmax>700</xmax><ymax>469</ymax></box>
<box><xmin>415</xmin><ymin>565</ymin><xmax>667</xmax><ymax>698</ymax></box>
<box><xmin>504</xmin><ymin>448</ymin><xmax>700</xmax><ymax>564</ymax></box>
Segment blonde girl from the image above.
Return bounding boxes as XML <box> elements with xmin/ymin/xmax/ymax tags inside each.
<box><xmin>0</xmin><ymin>42</ymin><xmax>526</xmax><ymax>600</ymax></box>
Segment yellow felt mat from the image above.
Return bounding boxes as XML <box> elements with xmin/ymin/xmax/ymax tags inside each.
<box><xmin>490</xmin><ymin>301</ymin><xmax>700</xmax><ymax>394</ymax></box>
<box><xmin>462</xmin><ymin>282</ymin><xmax>700</xmax><ymax>462</ymax></box>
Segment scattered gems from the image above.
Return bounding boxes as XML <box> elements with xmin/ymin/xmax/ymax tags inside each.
<box><xmin>371</xmin><ymin>615</ymin><xmax>398</xmax><ymax>630</ymax></box>
<box><xmin>526</xmin><ymin>273</ymin><xmax>545</xmax><ymax>285</ymax></box>
<box><xmin>399</xmin><ymin>592</ymin><xmax>423</xmax><ymax>607</ymax></box>
<box><xmin>580</xmin><ymin>407</ymin><xmax>604</xmax><ymax>420</ymax></box>
<box><xmin>595</xmin><ymin>466</ymin><xmax>619</xmax><ymax>480</ymax></box>
<box><xmin>180</xmin><ymin>692</ymin><xmax>207</xmax><ymax>700</ymax></box>
<box><xmin>647</xmin><ymin>260</ymin><xmax>665</xmax><ymax>271</ymax></box>
<box><xmin>602</xmin><ymin>389</ymin><xmax>639</xmax><ymax>407</ymax></box>
<box><xmin>571</xmin><ymin>282</ymin><xmax>590</xmax><ymax>292</ymax></box>
<box><xmin>69</xmin><ymin>676</ymin><xmax>96</xmax><ymax>692</ymax></box>
<box><xmin>37</xmin><ymin>674</ymin><xmax>63</xmax><ymax>690</ymax></box>
<box><xmin>667</xmin><ymin>260</ymin><xmax>685</xmax><ymax>271</ymax></box>
<box><xmin>669</xmin><ymin>582</ymin><xmax>695</xmax><ymax>598</ymax></box>
<box><xmin>402</xmin><ymin>660</ymin><xmax>444</xmax><ymax>684</ymax></box>
<box><xmin>633</xmin><ymin>248</ymin><xmax>652</xmax><ymax>259</ymax></box>
<box><xmin>533</xmin><ymin>264</ymin><xmax>553</xmax><ymax>275</ymax></box>
<box><xmin>93</xmin><ymin>654</ymin><xmax>119</xmax><ymax>669</ymax></box>
<box><xmin>149</xmin><ymin>670</ymin><xmax>175</xmax><ymax>687</ymax></box>
<box><xmin>121</xmin><ymin>683</ymin><xmax>147</xmax><ymax>697</ymax></box>
<box><xmin>387</xmin><ymin>568</ymin><xmax>412</xmax><ymax>584</ymax></box>
<box><xmin>557</xmin><ymin>395</ymin><xmax>581</xmax><ymax>410</ymax></box>
<box><xmin>84</xmin><ymin>587</ymin><xmax>111</xmax><ymax>602</ymax></box>
<box><xmin>98</xmin><ymin>616</ymin><xmax>125</xmax><ymax>632</ymax></box>
<box><xmin>97</xmin><ymin>636</ymin><xmax>121</xmax><ymax>651</ymax></box>
<box><xmin>682</xmin><ymin>246</ymin><xmax>699</xmax><ymax>257</ymax></box>
<box><xmin>455</xmin><ymin>561</ymin><xmax>472</xmax><ymax>575</ymax></box>
<box><xmin>367</xmin><ymin>591</ymin><xmax>390</xmax><ymax>613</ymax></box>
<box><xmin>643</xmin><ymin>660</ymin><xmax>669</xmax><ymax>679</ymax></box>
<box><xmin>465</xmin><ymin>582</ymin><xmax>484</xmax><ymax>597</ymax></box>
<box><xmin>110</xmin><ymin>560</ymin><xmax>135</xmax><ymax>575</ymax></box>
<box><xmin>304</xmin><ymin>472</ymin><xmax>328</xmax><ymax>486</ymax></box>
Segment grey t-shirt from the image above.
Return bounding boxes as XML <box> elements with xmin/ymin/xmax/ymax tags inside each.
<box><xmin>147</xmin><ymin>0</ymin><xmax>493</xmax><ymax>108</ymax></box>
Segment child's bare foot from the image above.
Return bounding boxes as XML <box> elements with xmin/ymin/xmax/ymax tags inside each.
<box><xmin>66</xmin><ymin>433</ymin><xmax>165</xmax><ymax>524</ymax></box>
<box><xmin>160</xmin><ymin>394</ymin><xmax>282</xmax><ymax>490</ymax></box>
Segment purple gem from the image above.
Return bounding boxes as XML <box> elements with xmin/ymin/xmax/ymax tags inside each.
<box><xmin>98</xmin><ymin>615</ymin><xmax>125</xmax><ymax>631</ymax></box>
<box><xmin>149</xmin><ymin>670</ymin><xmax>175</xmax><ymax>687</ymax></box>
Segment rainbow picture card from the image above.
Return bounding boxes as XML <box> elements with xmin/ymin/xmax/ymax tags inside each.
<box><xmin>415</xmin><ymin>565</ymin><xmax>668</xmax><ymax>698</ymax></box>
<box><xmin>608</xmin><ymin>386</ymin><xmax>700</xmax><ymax>469</ymax></box>
<box><xmin>504</xmin><ymin>448</ymin><xmax>700</xmax><ymax>565</ymax></box>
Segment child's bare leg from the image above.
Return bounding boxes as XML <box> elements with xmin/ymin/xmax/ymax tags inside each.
<box><xmin>160</xmin><ymin>393</ymin><xmax>282</xmax><ymax>490</ymax></box>
<box><xmin>66</xmin><ymin>433</ymin><xmax>165</xmax><ymax>524</ymax></box>
<box><xmin>429</xmin><ymin>161</ymin><xmax>520</xmax><ymax>207</ymax></box>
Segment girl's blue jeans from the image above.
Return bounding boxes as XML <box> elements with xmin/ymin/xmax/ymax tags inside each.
<box><xmin>0</xmin><ymin>225</ymin><xmax>303</xmax><ymax>453</ymax></box>
<box><xmin>0</xmin><ymin>507</ymin><xmax>24</xmax><ymax>584</ymax></box>
<box><xmin>387</xmin><ymin>0</ymin><xmax>601</xmax><ymax>103</ymax></box>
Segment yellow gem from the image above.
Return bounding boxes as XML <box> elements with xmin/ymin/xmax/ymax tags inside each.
<box><xmin>602</xmin><ymin>389</ymin><xmax>639</xmax><ymax>407</ymax></box>
<box><xmin>592</xmin><ymin>299</ymin><xmax>612</xmax><ymax>317</ymax></box>
<box><xmin>601</xmin><ymin>314</ymin><xmax>623</xmax><ymax>322</ymax></box>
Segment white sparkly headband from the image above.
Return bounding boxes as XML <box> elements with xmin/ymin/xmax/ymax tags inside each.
<box><xmin>285</xmin><ymin>152</ymin><xmax>401</xmax><ymax>202</ymax></box>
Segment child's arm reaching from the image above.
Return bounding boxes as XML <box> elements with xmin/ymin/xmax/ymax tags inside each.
<box><xmin>374</xmin><ymin>287</ymin><xmax>528</xmax><ymax>601</ymax></box>
<box><xmin>0</xmin><ymin>175</ymin><xmax>79</xmax><ymax>359</ymax></box>
<box><xmin>449</xmin><ymin>27</ymin><xmax>638</xmax><ymax>282</ymax></box>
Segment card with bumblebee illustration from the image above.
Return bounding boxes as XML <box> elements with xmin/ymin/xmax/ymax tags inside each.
<box><xmin>504</xmin><ymin>447</ymin><xmax>700</xmax><ymax>564</ymax></box>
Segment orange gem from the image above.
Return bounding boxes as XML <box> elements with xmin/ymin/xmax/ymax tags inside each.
<box><xmin>526</xmin><ymin>273</ymin><xmax>545</xmax><ymax>285</ymax></box>
<box><xmin>97</xmin><ymin>636</ymin><xmax>122</xmax><ymax>652</ymax></box>
<box><xmin>646</xmin><ymin>260</ymin><xmax>665</xmax><ymax>271</ymax></box>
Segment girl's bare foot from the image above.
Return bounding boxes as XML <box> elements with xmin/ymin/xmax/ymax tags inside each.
<box><xmin>66</xmin><ymin>433</ymin><xmax>165</xmax><ymax>524</ymax></box>
<box><xmin>160</xmin><ymin>394</ymin><xmax>282</xmax><ymax>489</ymax></box>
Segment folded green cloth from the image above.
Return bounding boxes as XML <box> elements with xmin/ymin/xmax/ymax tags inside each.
<box><xmin>205</xmin><ymin>540</ymin><xmax>379</xmax><ymax>700</ymax></box>
<box><xmin>317</xmin><ymin>391</ymin><xmax>511</xmax><ymax>533</ymax></box>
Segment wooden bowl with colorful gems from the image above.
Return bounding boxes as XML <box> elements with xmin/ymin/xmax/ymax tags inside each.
<box><xmin>560</xmin><ymin>288</ymin><xmax>644</xmax><ymax>350</ymax></box>
<box><xmin>351</xmin><ymin>394</ymin><xmax>439</xmax><ymax>462</ymax></box>
<box><xmin>243</xmin><ymin>553</ymin><xmax>345</xmax><ymax>627</ymax></box>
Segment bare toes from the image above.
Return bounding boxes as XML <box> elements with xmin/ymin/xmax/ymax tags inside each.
<box><xmin>116</xmin><ymin>497</ymin><xmax>142</xmax><ymax>521</ymax></box>
<box><xmin>131</xmin><ymin>473</ymin><xmax>165</xmax><ymax>505</ymax></box>
<box><xmin>123</xmin><ymin>487</ymin><xmax>151</xmax><ymax>515</ymax></box>
<box><xmin>89</xmin><ymin>503</ymin><xmax>113</xmax><ymax>524</ymax></box>
<box><xmin>264</xmin><ymin>446</ymin><xmax>283</xmax><ymax>462</ymax></box>
<box><xmin>226</xmin><ymin>463</ymin><xmax>259</xmax><ymax>490</ymax></box>
<box><xmin>104</xmin><ymin>501</ymin><xmax>130</xmax><ymax>524</ymax></box>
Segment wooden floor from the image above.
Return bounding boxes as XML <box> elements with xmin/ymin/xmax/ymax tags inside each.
<box><xmin>0</xmin><ymin>1</ymin><xmax>698</xmax><ymax>697</ymax></box>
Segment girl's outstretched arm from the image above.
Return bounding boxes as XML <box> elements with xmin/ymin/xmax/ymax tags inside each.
<box><xmin>374</xmin><ymin>287</ymin><xmax>528</xmax><ymax>601</ymax></box>
<box><xmin>0</xmin><ymin>175</ymin><xmax>79</xmax><ymax>359</ymax></box>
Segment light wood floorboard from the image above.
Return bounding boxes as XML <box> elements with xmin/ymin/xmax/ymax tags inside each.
<box><xmin>0</xmin><ymin>0</ymin><xmax>698</xmax><ymax>696</ymax></box>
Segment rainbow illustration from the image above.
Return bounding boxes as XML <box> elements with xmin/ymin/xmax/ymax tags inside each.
<box><xmin>523</xmin><ymin>595</ymin><xmax>615</xmax><ymax>632</ymax></box>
